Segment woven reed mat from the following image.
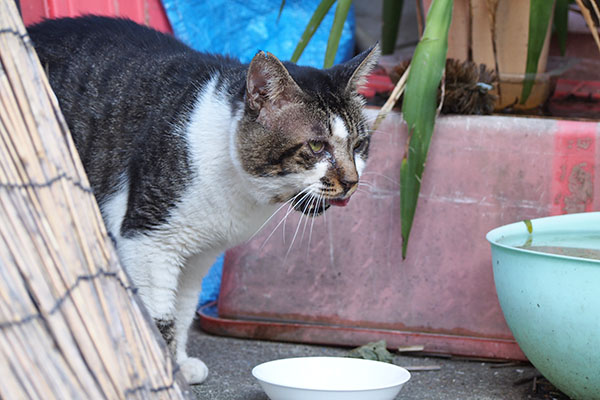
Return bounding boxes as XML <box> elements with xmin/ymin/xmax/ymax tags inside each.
<box><xmin>0</xmin><ymin>1</ymin><xmax>190</xmax><ymax>398</ymax></box>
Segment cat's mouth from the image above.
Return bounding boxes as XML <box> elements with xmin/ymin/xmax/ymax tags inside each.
<box><xmin>291</xmin><ymin>194</ymin><xmax>351</xmax><ymax>216</ymax></box>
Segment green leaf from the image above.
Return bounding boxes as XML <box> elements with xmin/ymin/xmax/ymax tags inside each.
<box><xmin>323</xmin><ymin>0</ymin><xmax>353</xmax><ymax>68</ymax></box>
<box><xmin>346</xmin><ymin>340</ymin><xmax>394</xmax><ymax>363</ymax></box>
<box><xmin>291</xmin><ymin>0</ymin><xmax>336</xmax><ymax>63</ymax></box>
<box><xmin>523</xmin><ymin>219</ymin><xmax>533</xmax><ymax>234</ymax></box>
<box><xmin>382</xmin><ymin>0</ymin><xmax>404</xmax><ymax>55</ymax></box>
<box><xmin>400</xmin><ymin>0</ymin><xmax>453</xmax><ymax>259</ymax></box>
<box><xmin>277</xmin><ymin>0</ymin><xmax>286</xmax><ymax>22</ymax></box>
<box><xmin>553</xmin><ymin>0</ymin><xmax>569</xmax><ymax>56</ymax></box>
<box><xmin>520</xmin><ymin>0</ymin><xmax>554</xmax><ymax>104</ymax></box>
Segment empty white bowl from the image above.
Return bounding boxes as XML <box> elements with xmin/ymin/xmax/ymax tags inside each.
<box><xmin>252</xmin><ymin>356</ymin><xmax>411</xmax><ymax>400</ymax></box>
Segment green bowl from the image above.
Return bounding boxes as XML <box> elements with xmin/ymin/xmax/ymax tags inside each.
<box><xmin>487</xmin><ymin>212</ymin><xmax>600</xmax><ymax>400</ymax></box>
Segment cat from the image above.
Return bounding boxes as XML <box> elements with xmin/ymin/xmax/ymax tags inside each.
<box><xmin>28</xmin><ymin>16</ymin><xmax>379</xmax><ymax>384</ymax></box>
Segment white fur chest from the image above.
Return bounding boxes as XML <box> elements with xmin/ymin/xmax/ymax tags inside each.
<box><xmin>166</xmin><ymin>78</ymin><xmax>277</xmax><ymax>255</ymax></box>
<box><xmin>169</xmin><ymin>181</ymin><xmax>276</xmax><ymax>255</ymax></box>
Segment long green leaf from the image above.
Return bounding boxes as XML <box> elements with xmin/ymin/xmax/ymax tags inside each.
<box><xmin>277</xmin><ymin>0</ymin><xmax>286</xmax><ymax>22</ymax></box>
<box><xmin>520</xmin><ymin>0</ymin><xmax>554</xmax><ymax>104</ymax></box>
<box><xmin>382</xmin><ymin>0</ymin><xmax>404</xmax><ymax>54</ymax></box>
<box><xmin>554</xmin><ymin>0</ymin><xmax>569</xmax><ymax>56</ymax></box>
<box><xmin>291</xmin><ymin>0</ymin><xmax>336</xmax><ymax>63</ymax></box>
<box><xmin>323</xmin><ymin>0</ymin><xmax>353</xmax><ymax>68</ymax></box>
<box><xmin>400</xmin><ymin>0</ymin><xmax>453</xmax><ymax>259</ymax></box>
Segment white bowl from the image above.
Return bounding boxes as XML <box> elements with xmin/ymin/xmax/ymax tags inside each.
<box><xmin>252</xmin><ymin>356</ymin><xmax>411</xmax><ymax>400</ymax></box>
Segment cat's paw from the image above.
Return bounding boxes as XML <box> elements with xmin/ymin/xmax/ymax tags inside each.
<box><xmin>179</xmin><ymin>357</ymin><xmax>209</xmax><ymax>385</ymax></box>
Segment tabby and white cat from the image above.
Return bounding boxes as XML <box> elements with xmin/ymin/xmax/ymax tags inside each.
<box><xmin>28</xmin><ymin>16</ymin><xmax>379</xmax><ymax>384</ymax></box>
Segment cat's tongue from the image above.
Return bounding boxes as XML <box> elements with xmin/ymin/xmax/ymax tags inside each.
<box><xmin>329</xmin><ymin>197</ymin><xmax>350</xmax><ymax>207</ymax></box>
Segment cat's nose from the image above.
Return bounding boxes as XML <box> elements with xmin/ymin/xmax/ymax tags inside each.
<box><xmin>340</xmin><ymin>178</ymin><xmax>358</xmax><ymax>195</ymax></box>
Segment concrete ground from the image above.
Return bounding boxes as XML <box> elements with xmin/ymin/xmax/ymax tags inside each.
<box><xmin>187</xmin><ymin>323</ymin><xmax>569</xmax><ymax>400</ymax></box>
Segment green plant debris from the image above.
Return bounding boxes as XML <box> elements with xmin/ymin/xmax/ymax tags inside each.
<box><xmin>346</xmin><ymin>340</ymin><xmax>394</xmax><ymax>363</ymax></box>
<box><xmin>523</xmin><ymin>219</ymin><xmax>533</xmax><ymax>234</ymax></box>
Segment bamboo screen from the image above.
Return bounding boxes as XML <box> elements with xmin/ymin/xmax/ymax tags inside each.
<box><xmin>0</xmin><ymin>1</ymin><xmax>189</xmax><ymax>398</ymax></box>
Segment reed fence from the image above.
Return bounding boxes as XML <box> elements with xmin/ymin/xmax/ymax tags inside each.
<box><xmin>0</xmin><ymin>1</ymin><xmax>189</xmax><ymax>398</ymax></box>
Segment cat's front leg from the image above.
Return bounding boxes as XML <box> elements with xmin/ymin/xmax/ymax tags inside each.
<box><xmin>172</xmin><ymin>251</ymin><xmax>220</xmax><ymax>384</ymax></box>
<box><xmin>117</xmin><ymin>236</ymin><xmax>183</xmax><ymax>348</ymax></box>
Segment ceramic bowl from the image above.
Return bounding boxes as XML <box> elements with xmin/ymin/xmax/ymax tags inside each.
<box><xmin>252</xmin><ymin>356</ymin><xmax>410</xmax><ymax>400</ymax></box>
<box><xmin>487</xmin><ymin>212</ymin><xmax>600</xmax><ymax>400</ymax></box>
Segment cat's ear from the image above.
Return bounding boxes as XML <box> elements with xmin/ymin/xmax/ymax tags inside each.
<box><xmin>339</xmin><ymin>44</ymin><xmax>381</xmax><ymax>93</ymax></box>
<box><xmin>246</xmin><ymin>51</ymin><xmax>302</xmax><ymax>112</ymax></box>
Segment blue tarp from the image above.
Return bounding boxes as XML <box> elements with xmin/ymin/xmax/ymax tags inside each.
<box><xmin>162</xmin><ymin>0</ymin><xmax>355</xmax><ymax>68</ymax></box>
<box><xmin>199</xmin><ymin>253</ymin><xmax>224</xmax><ymax>306</ymax></box>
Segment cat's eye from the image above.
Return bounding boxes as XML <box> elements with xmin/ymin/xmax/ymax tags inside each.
<box><xmin>308</xmin><ymin>140</ymin><xmax>325</xmax><ymax>154</ymax></box>
<box><xmin>354</xmin><ymin>139</ymin><xmax>368</xmax><ymax>152</ymax></box>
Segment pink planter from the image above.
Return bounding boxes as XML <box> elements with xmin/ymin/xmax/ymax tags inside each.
<box><xmin>21</xmin><ymin>0</ymin><xmax>171</xmax><ymax>33</ymax></box>
<box><xmin>200</xmin><ymin>111</ymin><xmax>600</xmax><ymax>360</ymax></box>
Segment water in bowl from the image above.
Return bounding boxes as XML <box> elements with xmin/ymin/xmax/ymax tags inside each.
<box><xmin>517</xmin><ymin>245</ymin><xmax>600</xmax><ymax>260</ymax></box>
<box><xmin>497</xmin><ymin>231</ymin><xmax>600</xmax><ymax>261</ymax></box>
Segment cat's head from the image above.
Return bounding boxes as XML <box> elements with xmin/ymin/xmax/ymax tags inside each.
<box><xmin>236</xmin><ymin>45</ymin><xmax>380</xmax><ymax>216</ymax></box>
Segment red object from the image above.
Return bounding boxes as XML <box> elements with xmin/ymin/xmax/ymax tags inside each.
<box><xmin>199</xmin><ymin>303</ymin><xmax>522</xmax><ymax>360</ymax></box>
<box><xmin>548</xmin><ymin>79</ymin><xmax>600</xmax><ymax>118</ymax></box>
<box><xmin>358</xmin><ymin>70</ymin><xmax>395</xmax><ymax>99</ymax></box>
<box><xmin>553</xmin><ymin>79</ymin><xmax>600</xmax><ymax>101</ymax></box>
<box><xmin>551</xmin><ymin>120</ymin><xmax>596</xmax><ymax>215</ymax></box>
<box><xmin>21</xmin><ymin>0</ymin><xmax>172</xmax><ymax>33</ymax></box>
<box><xmin>200</xmin><ymin>112</ymin><xmax>600</xmax><ymax>361</ymax></box>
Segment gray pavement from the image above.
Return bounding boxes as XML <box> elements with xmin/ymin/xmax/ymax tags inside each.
<box><xmin>187</xmin><ymin>322</ymin><xmax>569</xmax><ymax>399</ymax></box>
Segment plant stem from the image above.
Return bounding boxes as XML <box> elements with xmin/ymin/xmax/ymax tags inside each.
<box><xmin>574</xmin><ymin>0</ymin><xmax>600</xmax><ymax>55</ymax></box>
<box><xmin>371</xmin><ymin>65</ymin><xmax>411</xmax><ymax>132</ymax></box>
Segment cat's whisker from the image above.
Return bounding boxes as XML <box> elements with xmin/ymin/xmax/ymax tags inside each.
<box><xmin>307</xmin><ymin>194</ymin><xmax>320</xmax><ymax>254</ymax></box>
<box><xmin>361</xmin><ymin>171</ymin><xmax>399</xmax><ymax>186</ymax></box>
<box><xmin>299</xmin><ymin>200</ymin><xmax>311</xmax><ymax>247</ymax></box>
<box><xmin>358</xmin><ymin>181</ymin><xmax>375</xmax><ymax>189</ymax></box>
<box><xmin>288</xmin><ymin>184</ymin><xmax>322</xmax><ymax>255</ymax></box>
<box><xmin>283</xmin><ymin>186</ymin><xmax>316</xmax><ymax>244</ymax></box>
<box><xmin>285</xmin><ymin>194</ymin><xmax>312</xmax><ymax>259</ymax></box>
<box><xmin>300</xmin><ymin>193</ymin><xmax>322</xmax><ymax>247</ymax></box>
<box><xmin>354</xmin><ymin>188</ymin><xmax>370</xmax><ymax>197</ymax></box>
<box><xmin>325</xmin><ymin>202</ymin><xmax>334</xmax><ymax>258</ymax></box>
<box><xmin>282</xmin><ymin>201</ymin><xmax>293</xmax><ymax>244</ymax></box>
<box><xmin>262</xmin><ymin>212</ymin><xmax>289</xmax><ymax>251</ymax></box>
<box><xmin>280</xmin><ymin>186</ymin><xmax>314</xmax><ymax>243</ymax></box>
<box><xmin>299</xmin><ymin>192</ymin><xmax>320</xmax><ymax>247</ymax></box>
<box><xmin>247</xmin><ymin>195</ymin><xmax>297</xmax><ymax>242</ymax></box>
<box><xmin>363</xmin><ymin>114</ymin><xmax>378</xmax><ymax>123</ymax></box>
<box><xmin>259</xmin><ymin>188</ymin><xmax>313</xmax><ymax>251</ymax></box>
<box><xmin>357</xmin><ymin>182</ymin><xmax>379</xmax><ymax>195</ymax></box>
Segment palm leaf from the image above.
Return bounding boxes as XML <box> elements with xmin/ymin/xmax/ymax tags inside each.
<box><xmin>277</xmin><ymin>0</ymin><xmax>286</xmax><ymax>22</ymax></box>
<box><xmin>520</xmin><ymin>0</ymin><xmax>554</xmax><ymax>104</ymax></box>
<box><xmin>291</xmin><ymin>0</ymin><xmax>337</xmax><ymax>63</ymax></box>
<box><xmin>323</xmin><ymin>0</ymin><xmax>353</xmax><ymax>68</ymax></box>
<box><xmin>554</xmin><ymin>0</ymin><xmax>570</xmax><ymax>56</ymax></box>
<box><xmin>400</xmin><ymin>0</ymin><xmax>453</xmax><ymax>258</ymax></box>
<box><xmin>382</xmin><ymin>0</ymin><xmax>404</xmax><ymax>54</ymax></box>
